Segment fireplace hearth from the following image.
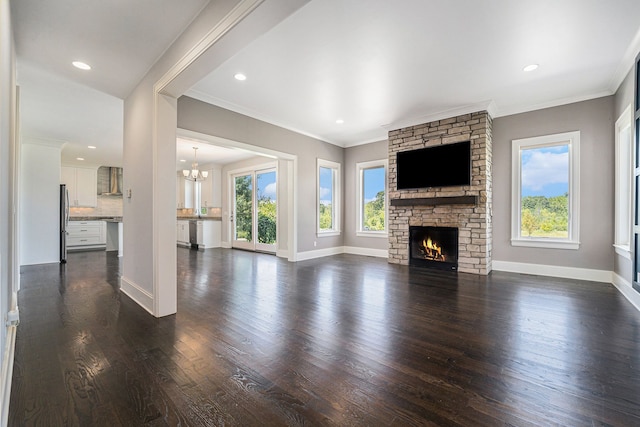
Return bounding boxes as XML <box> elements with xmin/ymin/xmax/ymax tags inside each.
<box><xmin>409</xmin><ymin>226</ymin><xmax>458</xmax><ymax>271</ymax></box>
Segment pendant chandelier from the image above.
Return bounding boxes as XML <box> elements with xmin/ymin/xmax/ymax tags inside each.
<box><xmin>183</xmin><ymin>147</ymin><xmax>208</xmax><ymax>182</ymax></box>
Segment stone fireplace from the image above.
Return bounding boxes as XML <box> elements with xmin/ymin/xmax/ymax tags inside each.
<box><xmin>388</xmin><ymin>111</ymin><xmax>492</xmax><ymax>275</ymax></box>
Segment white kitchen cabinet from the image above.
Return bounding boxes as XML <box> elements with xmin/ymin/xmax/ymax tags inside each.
<box><xmin>200</xmin><ymin>170</ymin><xmax>213</xmax><ymax>207</ymax></box>
<box><xmin>200</xmin><ymin>168</ymin><xmax>221</xmax><ymax>208</ymax></box>
<box><xmin>67</xmin><ymin>220</ymin><xmax>106</xmax><ymax>250</ymax></box>
<box><xmin>176</xmin><ymin>220</ymin><xmax>190</xmax><ymax>245</ymax></box>
<box><xmin>176</xmin><ymin>173</ymin><xmax>195</xmax><ymax>209</ymax></box>
<box><xmin>198</xmin><ymin>220</ymin><xmax>221</xmax><ymax>248</ymax></box>
<box><xmin>61</xmin><ymin>166</ymin><xmax>97</xmax><ymax>207</ymax></box>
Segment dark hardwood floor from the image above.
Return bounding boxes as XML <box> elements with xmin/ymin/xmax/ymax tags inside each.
<box><xmin>9</xmin><ymin>248</ymin><xmax>640</xmax><ymax>426</ymax></box>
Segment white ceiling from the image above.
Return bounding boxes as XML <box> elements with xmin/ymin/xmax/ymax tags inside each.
<box><xmin>187</xmin><ymin>0</ymin><xmax>640</xmax><ymax>146</ymax></box>
<box><xmin>11</xmin><ymin>0</ymin><xmax>640</xmax><ymax>165</ymax></box>
<box><xmin>18</xmin><ymin>60</ymin><xmax>124</xmax><ymax>167</ymax></box>
<box><xmin>12</xmin><ymin>0</ymin><xmax>209</xmax><ymax>167</ymax></box>
<box><xmin>12</xmin><ymin>0</ymin><xmax>209</xmax><ymax>99</ymax></box>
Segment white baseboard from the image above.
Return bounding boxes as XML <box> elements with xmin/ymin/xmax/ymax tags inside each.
<box><xmin>276</xmin><ymin>249</ymin><xmax>289</xmax><ymax>259</ymax></box>
<box><xmin>0</xmin><ymin>325</ymin><xmax>16</xmax><ymax>427</ymax></box>
<box><xmin>296</xmin><ymin>246</ymin><xmax>345</xmax><ymax>261</ymax></box>
<box><xmin>612</xmin><ymin>273</ymin><xmax>640</xmax><ymax>312</ymax></box>
<box><xmin>296</xmin><ymin>246</ymin><xmax>388</xmax><ymax>261</ymax></box>
<box><xmin>0</xmin><ymin>292</ymin><xmax>18</xmax><ymax>427</ymax></box>
<box><xmin>492</xmin><ymin>260</ymin><xmax>612</xmax><ymax>283</ymax></box>
<box><xmin>343</xmin><ymin>246</ymin><xmax>388</xmax><ymax>258</ymax></box>
<box><xmin>120</xmin><ymin>276</ymin><xmax>154</xmax><ymax>315</ymax></box>
<box><xmin>20</xmin><ymin>260</ymin><xmax>59</xmax><ymax>266</ymax></box>
<box><xmin>221</xmin><ymin>241</ymin><xmax>232</xmax><ymax>249</ymax></box>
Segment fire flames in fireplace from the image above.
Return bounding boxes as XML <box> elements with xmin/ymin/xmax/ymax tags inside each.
<box><xmin>409</xmin><ymin>226</ymin><xmax>458</xmax><ymax>270</ymax></box>
<box><xmin>420</xmin><ymin>237</ymin><xmax>445</xmax><ymax>262</ymax></box>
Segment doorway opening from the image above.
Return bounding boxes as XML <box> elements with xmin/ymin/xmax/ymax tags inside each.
<box><xmin>232</xmin><ymin>166</ymin><xmax>277</xmax><ymax>253</ymax></box>
<box><xmin>177</xmin><ymin>128</ymin><xmax>297</xmax><ymax>261</ymax></box>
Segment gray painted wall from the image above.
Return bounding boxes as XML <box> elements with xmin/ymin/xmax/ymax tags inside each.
<box><xmin>492</xmin><ymin>96</ymin><xmax>615</xmax><ymax>271</ymax></box>
<box><xmin>613</xmin><ymin>68</ymin><xmax>634</xmax><ymax>282</ymax></box>
<box><xmin>177</xmin><ymin>96</ymin><xmax>344</xmax><ymax>253</ymax></box>
<box><xmin>343</xmin><ymin>140</ymin><xmax>388</xmax><ymax>250</ymax></box>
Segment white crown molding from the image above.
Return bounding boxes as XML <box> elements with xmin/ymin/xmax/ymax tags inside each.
<box><xmin>341</xmin><ymin>136</ymin><xmax>390</xmax><ymax>148</ymax></box>
<box><xmin>493</xmin><ymin>90</ymin><xmax>614</xmax><ymax>118</ymax></box>
<box><xmin>184</xmin><ymin>89</ymin><xmax>343</xmax><ymax>147</ymax></box>
<box><xmin>154</xmin><ymin>0</ymin><xmax>265</xmax><ymax>95</ymax></box>
<box><xmin>382</xmin><ymin>100</ymin><xmax>496</xmax><ymax>132</ymax></box>
<box><xmin>609</xmin><ymin>25</ymin><xmax>640</xmax><ymax>93</ymax></box>
<box><xmin>185</xmin><ymin>90</ymin><xmax>392</xmax><ymax>148</ymax></box>
<box><xmin>21</xmin><ymin>136</ymin><xmax>68</xmax><ymax>149</ymax></box>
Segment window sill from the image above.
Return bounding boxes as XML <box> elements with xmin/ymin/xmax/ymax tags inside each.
<box><xmin>317</xmin><ymin>230</ymin><xmax>341</xmax><ymax>237</ymax></box>
<box><xmin>614</xmin><ymin>244</ymin><xmax>632</xmax><ymax>259</ymax></box>
<box><xmin>356</xmin><ymin>231</ymin><xmax>388</xmax><ymax>238</ymax></box>
<box><xmin>511</xmin><ymin>238</ymin><xmax>580</xmax><ymax>250</ymax></box>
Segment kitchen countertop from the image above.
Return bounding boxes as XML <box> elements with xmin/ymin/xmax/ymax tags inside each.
<box><xmin>70</xmin><ymin>216</ymin><xmax>122</xmax><ymax>222</ymax></box>
<box><xmin>177</xmin><ymin>216</ymin><xmax>222</xmax><ymax>221</ymax></box>
<box><xmin>70</xmin><ymin>216</ymin><xmax>223</xmax><ymax>222</ymax></box>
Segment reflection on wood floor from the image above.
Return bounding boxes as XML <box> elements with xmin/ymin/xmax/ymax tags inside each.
<box><xmin>9</xmin><ymin>248</ymin><xmax>640</xmax><ymax>425</ymax></box>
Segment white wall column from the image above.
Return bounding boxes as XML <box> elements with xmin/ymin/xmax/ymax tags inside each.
<box><xmin>153</xmin><ymin>93</ymin><xmax>177</xmax><ymax>316</ymax></box>
<box><xmin>121</xmin><ymin>0</ymin><xmax>309</xmax><ymax>317</ymax></box>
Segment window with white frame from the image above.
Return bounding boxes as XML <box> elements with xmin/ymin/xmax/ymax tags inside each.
<box><xmin>511</xmin><ymin>131</ymin><xmax>580</xmax><ymax>249</ymax></box>
<box><xmin>615</xmin><ymin>106</ymin><xmax>633</xmax><ymax>258</ymax></box>
<box><xmin>356</xmin><ymin>160</ymin><xmax>387</xmax><ymax>236</ymax></box>
<box><xmin>317</xmin><ymin>159</ymin><xmax>341</xmax><ymax>235</ymax></box>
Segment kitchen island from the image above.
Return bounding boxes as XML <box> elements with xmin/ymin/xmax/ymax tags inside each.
<box><xmin>176</xmin><ymin>216</ymin><xmax>221</xmax><ymax>249</ymax></box>
<box><xmin>69</xmin><ymin>216</ymin><xmax>122</xmax><ymax>256</ymax></box>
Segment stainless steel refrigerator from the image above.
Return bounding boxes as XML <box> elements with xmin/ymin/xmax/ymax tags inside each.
<box><xmin>60</xmin><ymin>184</ymin><xmax>69</xmax><ymax>263</ymax></box>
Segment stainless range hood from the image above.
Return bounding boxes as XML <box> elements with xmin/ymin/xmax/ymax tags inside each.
<box><xmin>99</xmin><ymin>166</ymin><xmax>123</xmax><ymax>195</ymax></box>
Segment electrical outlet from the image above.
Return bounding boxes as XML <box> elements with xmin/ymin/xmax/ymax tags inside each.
<box><xmin>314</xmin><ymin>241</ymin><xmax>317</xmax><ymax>247</ymax></box>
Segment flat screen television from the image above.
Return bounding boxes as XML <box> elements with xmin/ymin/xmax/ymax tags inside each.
<box><xmin>396</xmin><ymin>141</ymin><xmax>471</xmax><ymax>189</ymax></box>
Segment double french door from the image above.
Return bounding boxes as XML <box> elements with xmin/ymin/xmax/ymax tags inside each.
<box><xmin>231</xmin><ymin>168</ymin><xmax>277</xmax><ymax>253</ymax></box>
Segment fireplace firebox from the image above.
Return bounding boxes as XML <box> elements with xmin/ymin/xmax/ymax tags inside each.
<box><xmin>409</xmin><ymin>226</ymin><xmax>459</xmax><ymax>271</ymax></box>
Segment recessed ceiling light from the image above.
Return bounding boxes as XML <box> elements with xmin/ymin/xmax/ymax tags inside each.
<box><xmin>72</xmin><ymin>61</ymin><xmax>91</xmax><ymax>70</ymax></box>
<box><xmin>76</xmin><ymin>157</ymin><xmax>85</xmax><ymax>161</ymax></box>
<box><xmin>179</xmin><ymin>159</ymin><xmax>186</xmax><ymax>162</ymax></box>
<box><xmin>336</xmin><ymin>119</ymin><xmax>344</xmax><ymax>124</ymax></box>
<box><xmin>234</xmin><ymin>73</ymin><xmax>247</xmax><ymax>81</ymax></box>
<box><xmin>87</xmin><ymin>145</ymin><xmax>96</xmax><ymax>149</ymax></box>
<box><xmin>523</xmin><ymin>64</ymin><xmax>539</xmax><ymax>72</ymax></box>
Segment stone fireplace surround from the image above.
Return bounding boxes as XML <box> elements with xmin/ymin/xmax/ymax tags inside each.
<box><xmin>388</xmin><ymin>111</ymin><xmax>492</xmax><ymax>275</ymax></box>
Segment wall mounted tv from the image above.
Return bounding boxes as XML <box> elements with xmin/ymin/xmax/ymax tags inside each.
<box><xmin>396</xmin><ymin>141</ymin><xmax>471</xmax><ymax>189</ymax></box>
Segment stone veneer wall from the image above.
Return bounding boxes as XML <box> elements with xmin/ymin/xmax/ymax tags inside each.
<box><xmin>388</xmin><ymin>111</ymin><xmax>493</xmax><ymax>274</ymax></box>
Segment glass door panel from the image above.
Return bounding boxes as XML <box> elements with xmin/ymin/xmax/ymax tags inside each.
<box><xmin>232</xmin><ymin>174</ymin><xmax>254</xmax><ymax>250</ymax></box>
<box><xmin>256</xmin><ymin>169</ymin><xmax>277</xmax><ymax>253</ymax></box>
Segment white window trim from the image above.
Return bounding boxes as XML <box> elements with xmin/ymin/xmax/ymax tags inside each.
<box><xmin>356</xmin><ymin>159</ymin><xmax>388</xmax><ymax>238</ymax></box>
<box><xmin>511</xmin><ymin>131</ymin><xmax>580</xmax><ymax>250</ymax></box>
<box><xmin>317</xmin><ymin>158</ymin><xmax>341</xmax><ymax>236</ymax></box>
<box><xmin>614</xmin><ymin>105</ymin><xmax>633</xmax><ymax>260</ymax></box>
